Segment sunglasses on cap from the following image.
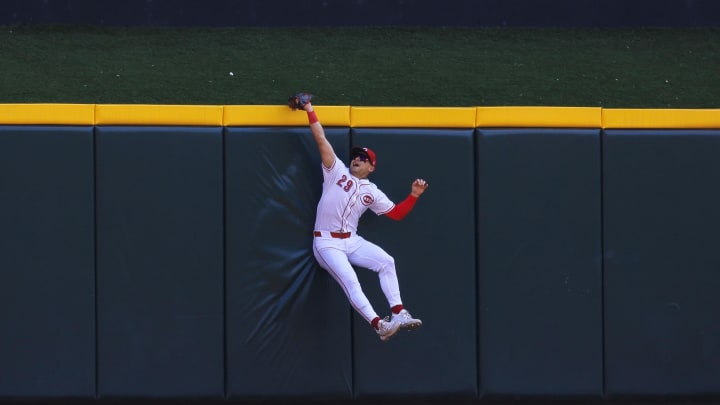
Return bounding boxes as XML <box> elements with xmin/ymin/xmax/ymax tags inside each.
<box><xmin>354</xmin><ymin>154</ymin><xmax>371</xmax><ymax>162</ymax></box>
<box><xmin>350</xmin><ymin>146</ymin><xmax>376</xmax><ymax>166</ymax></box>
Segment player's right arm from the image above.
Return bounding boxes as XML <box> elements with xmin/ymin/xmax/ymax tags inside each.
<box><xmin>304</xmin><ymin>103</ymin><xmax>336</xmax><ymax>169</ymax></box>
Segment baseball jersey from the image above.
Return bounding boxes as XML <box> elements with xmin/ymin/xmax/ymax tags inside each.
<box><xmin>314</xmin><ymin>157</ymin><xmax>394</xmax><ymax>233</ymax></box>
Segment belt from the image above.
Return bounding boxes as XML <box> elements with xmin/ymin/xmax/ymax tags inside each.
<box><xmin>314</xmin><ymin>231</ymin><xmax>352</xmax><ymax>239</ymax></box>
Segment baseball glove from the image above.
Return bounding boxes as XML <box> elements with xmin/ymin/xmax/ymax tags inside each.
<box><xmin>288</xmin><ymin>92</ymin><xmax>313</xmax><ymax>110</ymax></box>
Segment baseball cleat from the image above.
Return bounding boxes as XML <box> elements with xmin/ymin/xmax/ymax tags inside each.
<box><xmin>392</xmin><ymin>309</ymin><xmax>423</xmax><ymax>330</ymax></box>
<box><xmin>376</xmin><ymin>317</ymin><xmax>401</xmax><ymax>341</ymax></box>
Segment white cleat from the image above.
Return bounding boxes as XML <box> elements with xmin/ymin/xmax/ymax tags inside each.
<box><xmin>392</xmin><ymin>309</ymin><xmax>423</xmax><ymax>330</ymax></box>
<box><xmin>376</xmin><ymin>317</ymin><xmax>401</xmax><ymax>342</ymax></box>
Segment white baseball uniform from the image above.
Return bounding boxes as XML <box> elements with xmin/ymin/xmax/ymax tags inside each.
<box><xmin>312</xmin><ymin>156</ymin><xmax>402</xmax><ymax>323</ymax></box>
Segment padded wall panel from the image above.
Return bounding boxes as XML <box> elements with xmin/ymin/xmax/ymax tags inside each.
<box><xmin>0</xmin><ymin>126</ymin><xmax>95</xmax><ymax>398</ymax></box>
<box><xmin>604</xmin><ymin>130</ymin><xmax>720</xmax><ymax>396</ymax></box>
<box><xmin>225</xmin><ymin>127</ymin><xmax>353</xmax><ymax>399</ymax></box>
<box><xmin>351</xmin><ymin>129</ymin><xmax>477</xmax><ymax>399</ymax></box>
<box><xmin>477</xmin><ymin>129</ymin><xmax>603</xmax><ymax>397</ymax></box>
<box><xmin>95</xmin><ymin>127</ymin><xmax>224</xmax><ymax>398</ymax></box>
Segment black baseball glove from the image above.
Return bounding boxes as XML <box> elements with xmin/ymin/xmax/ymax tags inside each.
<box><xmin>288</xmin><ymin>92</ymin><xmax>313</xmax><ymax>110</ymax></box>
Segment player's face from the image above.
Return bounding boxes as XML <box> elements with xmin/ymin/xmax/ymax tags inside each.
<box><xmin>350</xmin><ymin>155</ymin><xmax>374</xmax><ymax>179</ymax></box>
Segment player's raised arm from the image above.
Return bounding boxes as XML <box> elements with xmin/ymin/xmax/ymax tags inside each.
<box><xmin>288</xmin><ymin>93</ymin><xmax>335</xmax><ymax>169</ymax></box>
<box><xmin>304</xmin><ymin>103</ymin><xmax>336</xmax><ymax>169</ymax></box>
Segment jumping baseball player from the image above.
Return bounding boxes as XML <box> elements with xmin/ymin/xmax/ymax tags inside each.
<box><xmin>288</xmin><ymin>92</ymin><xmax>428</xmax><ymax>341</ymax></box>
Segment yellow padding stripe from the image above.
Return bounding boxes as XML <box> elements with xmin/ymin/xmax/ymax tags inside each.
<box><xmin>350</xmin><ymin>107</ymin><xmax>476</xmax><ymax>128</ymax></box>
<box><xmin>95</xmin><ymin>104</ymin><xmax>224</xmax><ymax>126</ymax></box>
<box><xmin>0</xmin><ymin>104</ymin><xmax>95</xmax><ymax>125</ymax></box>
<box><xmin>4</xmin><ymin>104</ymin><xmax>720</xmax><ymax>129</ymax></box>
<box><xmin>224</xmin><ymin>106</ymin><xmax>350</xmax><ymax>126</ymax></box>
<box><xmin>476</xmin><ymin>107</ymin><xmax>602</xmax><ymax>128</ymax></box>
<box><xmin>602</xmin><ymin>109</ymin><xmax>720</xmax><ymax>129</ymax></box>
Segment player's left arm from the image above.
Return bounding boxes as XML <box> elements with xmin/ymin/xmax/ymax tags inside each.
<box><xmin>385</xmin><ymin>179</ymin><xmax>429</xmax><ymax>221</ymax></box>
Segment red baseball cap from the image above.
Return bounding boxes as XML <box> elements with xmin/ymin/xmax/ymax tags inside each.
<box><xmin>350</xmin><ymin>146</ymin><xmax>377</xmax><ymax>166</ymax></box>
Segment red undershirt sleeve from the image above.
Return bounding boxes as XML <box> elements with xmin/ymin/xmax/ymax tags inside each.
<box><xmin>384</xmin><ymin>194</ymin><xmax>418</xmax><ymax>221</ymax></box>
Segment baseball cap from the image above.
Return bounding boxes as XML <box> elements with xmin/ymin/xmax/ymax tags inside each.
<box><xmin>350</xmin><ymin>146</ymin><xmax>377</xmax><ymax>166</ymax></box>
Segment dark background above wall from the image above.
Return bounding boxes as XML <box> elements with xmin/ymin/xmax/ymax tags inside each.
<box><xmin>1</xmin><ymin>0</ymin><xmax>719</xmax><ymax>27</ymax></box>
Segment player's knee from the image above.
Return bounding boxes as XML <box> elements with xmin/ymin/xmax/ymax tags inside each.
<box><xmin>347</xmin><ymin>278</ymin><xmax>361</xmax><ymax>290</ymax></box>
<box><xmin>378</xmin><ymin>256</ymin><xmax>396</xmax><ymax>274</ymax></box>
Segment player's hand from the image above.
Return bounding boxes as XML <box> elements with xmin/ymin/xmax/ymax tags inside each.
<box><xmin>288</xmin><ymin>92</ymin><xmax>313</xmax><ymax>110</ymax></box>
<box><xmin>411</xmin><ymin>178</ymin><xmax>429</xmax><ymax>197</ymax></box>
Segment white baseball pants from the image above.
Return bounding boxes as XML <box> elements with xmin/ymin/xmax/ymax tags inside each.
<box><xmin>313</xmin><ymin>234</ymin><xmax>402</xmax><ymax>323</ymax></box>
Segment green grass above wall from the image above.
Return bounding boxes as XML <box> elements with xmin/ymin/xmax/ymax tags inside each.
<box><xmin>1</xmin><ymin>25</ymin><xmax>719</xmax><ymax>108</ymax></box>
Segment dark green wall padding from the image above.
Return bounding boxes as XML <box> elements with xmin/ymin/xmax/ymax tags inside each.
<box><xmin>0</xmin><ymin>126</ymin><xmax>95</xmax><ymax>398</ymax></box>
<box><xmin>477</xmin><ymin>129</ymin><xmax>603</xmax><ymax>397</ymax></box>
<box><xmin>603</xmin><ymin>130</ymin><xmax>720</xmax><ymax>397</ymax></box>
<box><xmin>2</xmin><ymin>125</ymin><xmax>720</xmax><ymax>401</ymax></box>
<box><xmin>95</xmin><ymin>127</ymin><xmax>224</xmax><ymax>398</ymax></box>
<box><xmin>225</xmin><ymin>127</ymin><xmax>353</xmax><ymax>399</ymax></box>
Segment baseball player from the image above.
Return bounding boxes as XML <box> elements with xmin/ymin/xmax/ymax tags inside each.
<box><xmin>288</xmin><ymin>93</ymin><xmax>428</xmax><ymax>341</ymax></box>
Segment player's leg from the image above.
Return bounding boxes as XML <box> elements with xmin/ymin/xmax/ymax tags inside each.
<box><xmin>348</xmin><ymin>237</ymin><xmax>423</xmax><ymax>330</ymax></box>
<box><xmin>313</xmin><ymin>244</ymin><xmax>375</xmax><ymax>321</ymax></box>
<box><xmin>313</xmin><ymin>243</ymin><xmax>400</xmax><ymax>340</ymax></box>
<box><xmin>347</xmin><ymin>237</ymin><xmax>402</xmax><ymax>306</ymax></box>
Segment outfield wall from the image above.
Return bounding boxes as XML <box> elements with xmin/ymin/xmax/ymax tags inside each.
<box><xmin>1</xmin><ymin>0</ymin><xmax>719</xmax><ymax>27</ymax></box>
<box><xmin>2</xmin><ymin>105</ymin><xmax>720</xmax><ymax>402</ymax></box>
